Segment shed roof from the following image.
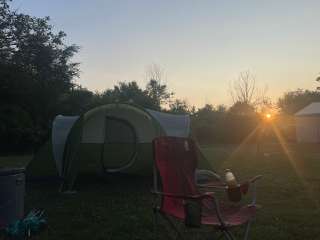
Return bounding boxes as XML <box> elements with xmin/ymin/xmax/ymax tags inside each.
<box><xmin>295</xmin><ymin>102</ymin><xmax>320</xmax><ymax>116</ymax></box>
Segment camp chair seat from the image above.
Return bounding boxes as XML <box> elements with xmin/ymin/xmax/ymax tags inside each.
<box><xmin>155</xmin><ymin>193</ymin><xmax>256</xmax><ymax>227</ymax></box>
<box><xmin>202</xmin><ymin>204</ymin><xmax>256</xmax><ymax>226</ymax></box>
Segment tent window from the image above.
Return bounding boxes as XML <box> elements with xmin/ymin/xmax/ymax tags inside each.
<box><xmin>102</xmin><ymin>117</ymin><xmax>137</xmax><ymax>170</ymax></box>
<box><xmin>105</xmin><ymin>117</ymin><xmax>135</xmax><ymax>143</ymax></box>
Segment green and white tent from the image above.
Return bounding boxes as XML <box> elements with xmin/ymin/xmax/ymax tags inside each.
<box><xmin>31</xmin><ymin>103</ymin><xmax>191</xmax><ymax>191</ymax></box>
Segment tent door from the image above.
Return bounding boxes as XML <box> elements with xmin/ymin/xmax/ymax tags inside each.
<box><xmin>101</xmin><ymin>116</ymin><xmax>137</xmax><ymax>172</ymax></box>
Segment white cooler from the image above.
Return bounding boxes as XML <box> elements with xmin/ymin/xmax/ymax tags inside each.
<box><xmin>0</xmin><ymin>168</ymin><xmax>25</xmax><ymax>228</ymax></box>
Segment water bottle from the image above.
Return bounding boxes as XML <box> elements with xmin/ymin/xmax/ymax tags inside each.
<box><xmin>225</xmin><ymin>169</ymin><xmax>238</xmax><ymax>188</ymax></box>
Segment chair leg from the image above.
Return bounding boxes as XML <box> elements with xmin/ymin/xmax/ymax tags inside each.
<box><xmin>153</xmin><ymin>210</ymin><xmax>158</xmax><ymax>240</ymax></box>
<box><xmin>161</xmin><ymin>214</ymin><xmax>185</xmax><ymax>240</ymax></box>
<box><xmin>154</xmin><ymin>214</ymin><xmax>253</xmax><ymax>240</ymax></box>
<box><xmin>216</xmin><ymin>232</ymin><xmax>226</xmax><ymax>240</ymax></box>
<box><xmin>222</xmin><ymin>229</ymin><xmax>235</xmax><ymax>240</ymax></box>
<box><xmin>219</xmin><ymin>220</ymin><xmax>253</xmax><ymax>240</ymax></box>
<box><xmin>244</xmin><ymin>221</ymin><xmax>251</xmax><ymax>240</ymax></box>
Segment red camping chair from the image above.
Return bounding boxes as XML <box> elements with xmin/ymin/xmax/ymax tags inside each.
<box><xmin>152</xmin><ymin>136</ymin><xmax>262</xmax><ymax>240</ymax></box>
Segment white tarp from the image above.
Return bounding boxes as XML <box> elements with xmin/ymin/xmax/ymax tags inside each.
<box><xmin>52</xmin><ymin>115</ymin><xmax>79</xmax><ymax>176</ymax></box>
<box><xmin>146</xmin><ymin>109</ymin><xmax>190</xmax><ymax>137</ymax></box>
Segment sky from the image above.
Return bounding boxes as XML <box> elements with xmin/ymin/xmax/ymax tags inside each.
<box><xmin>10</xmin><ymin>0</ymin><xmax>320</xmax><ymax>107</ymax></box>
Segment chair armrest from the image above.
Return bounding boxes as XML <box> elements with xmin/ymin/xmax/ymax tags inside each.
<box><xmin>150</xmin><ymin>190</ymin><xmax>215</xmax><ymax>200</ymax></box>
<box><xmin>197</xmin><ymin>182</ymin><xmax>227</xmax><ymax>191</ymax></box>
<box><xmin>249</xmin><ymin>175</ymin><xmax>263</xmax><ymax>183</ymax></box>
<box><xmin>247</xmin><ymin>175</ymin><xmax>262</xmax><ymax>205</ymax></box>
<box><xmin>198</xmin><ymin>175</ymin><xmax>262</xmax><ymax>189</ymax></box>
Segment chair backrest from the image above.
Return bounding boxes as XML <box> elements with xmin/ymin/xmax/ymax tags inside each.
<box><xmin>153</xmin><ymin>136</ymin><xmax>199</xmax><ymax>216</ymax></box>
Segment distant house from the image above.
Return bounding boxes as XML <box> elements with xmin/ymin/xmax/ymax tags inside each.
<box><xmin>295</xmin><ymin>102</ymin><xmax>320</xmax><ymax>143</ymax></box>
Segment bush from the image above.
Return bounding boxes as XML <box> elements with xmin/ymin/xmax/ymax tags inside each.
<box><xmin>0</xmin><ymin>105</ymin><xmax>40</xmax><ymax>154</ymax></box>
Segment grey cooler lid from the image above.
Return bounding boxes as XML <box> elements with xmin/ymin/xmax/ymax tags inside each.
<box><xmin>0</xmin><ymin>167</ymin><xmax>25</xmax><ymax>176</ymax></box>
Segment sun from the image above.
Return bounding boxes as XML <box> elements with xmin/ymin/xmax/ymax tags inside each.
<box><xmin>264</xmin><ymin>113</ymin><xmax>273</xmax><ymax>122</ymax></box>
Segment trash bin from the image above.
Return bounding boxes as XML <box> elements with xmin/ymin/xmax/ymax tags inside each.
<box><xmin>0</xmin><ymin>168</ymin><xmax>25</xmax><ymax>228</ymax></box>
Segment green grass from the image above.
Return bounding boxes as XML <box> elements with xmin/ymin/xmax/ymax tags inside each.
<box><xmin>1</xmin><ymin>144</ymin><xmax>320</xmax><ymax>239</ymax></box>
<box><xmin>0</xmin><ymin>155</ymin><xmax>31</xmax><ymax>168</ymax></box>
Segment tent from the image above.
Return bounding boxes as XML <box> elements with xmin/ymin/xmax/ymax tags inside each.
<box><xmin>295</xmin><ymin>102</ymin><xmax>320</xmax><ymax>143</ymax></box>
<box><xmin>28</xmin><ymin>103</ymin><xmax>197</xmax><ymax>191</ymax></box>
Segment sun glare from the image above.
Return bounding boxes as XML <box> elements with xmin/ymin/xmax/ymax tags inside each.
<box><xmin>266</xmin><ymin>113</ymin><xmax>271</xmax><ymax>119</ymax></box>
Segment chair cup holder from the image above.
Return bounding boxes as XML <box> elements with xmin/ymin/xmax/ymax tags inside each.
<box><xmin>227</xmin><ymin>186</ymin><xmax>242</xmax><ymax>202</ymax></box>
<box><xmin>184</xmin><ymin>200</ymin><xmax>202</xmax><ymax>228</ymax></box>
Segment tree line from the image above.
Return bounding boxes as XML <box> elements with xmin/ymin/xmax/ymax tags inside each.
<box><xmin>1</xmin><ymin>0</ymin><xmax>320</xmax><ymax>153</ymax></box>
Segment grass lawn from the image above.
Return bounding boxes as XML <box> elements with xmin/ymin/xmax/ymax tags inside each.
<box><xmin>1</xmin><ymin>144</ymin><xmax>320</xmax><ymax>239</ymax></box>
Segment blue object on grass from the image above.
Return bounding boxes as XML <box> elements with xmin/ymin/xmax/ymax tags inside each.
<box><xmin>5</xmin><ymin>210</ymin><xmax>46</xmax><ymax>239</ymax></box>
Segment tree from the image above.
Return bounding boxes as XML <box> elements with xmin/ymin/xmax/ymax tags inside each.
<box><xmin>229</xmin><ymin>71</ymin><xmax>268</xmax><ymax>110</ymax></box>
<box><xmin>145</xmin><ymin>63</ymin><xmax>165</xmax><ymax>83</ymax></box>
<box><xmin>0</xmin><ymin>104</ymin><xmax>36</xmax><ymax>153</ymax></box>
<box><xmin>228</xmin><ymin>101</ymin><xmax>256</xmax><ymax>116</ymax></box>
<box><xmin>278</xmin><ymin>89</ymin><xmax>320</xmax><ymax>114</ymax></box>
<box><xmin>88</xmin><ymin>79</ymin><xmax>176</xmax><ymax>111</ymax></box>
<box><xmin>97</xmin><ymin>81</ymin><xmax>156</xmax><ymax>109</ymax></box>
<box><xmin>145</xmin><ymin>64</ymin><xmax>173</xmax><ymax>109</ymax></box>
<box><xmin>191</xmin><ymin>104</ymin><xmax>228</xmax><ymax>144</ymax></box>
<box><xmin>59</xmin><ymin>85</ymin><xmax>93</xmax><ymax>115</ymax></box>
<box><xmin>0</xmin><ymin>0</ymin><xmax>80</xmax><ymax>150</ymax></box>
<box><xmin>316</xmin><ymin>75</ymin><xmax>320</xmax><ymax>90</ymax></box>
<box><xmin>169</xmin><ymin>99</ymin><xmax>193</xmax><ymax>114</ymax></box>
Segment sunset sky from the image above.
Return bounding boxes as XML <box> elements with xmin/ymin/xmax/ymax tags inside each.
<box><xmin>11</xmin><ymin>0</ymin><xmax>319</xmax><ymax>107</ymax></box>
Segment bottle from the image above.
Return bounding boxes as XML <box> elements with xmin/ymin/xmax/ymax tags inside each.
<box><xmin>225</xmin><ymin>169</ymin><xmax>238</xmax><ymax>188</ymax></box>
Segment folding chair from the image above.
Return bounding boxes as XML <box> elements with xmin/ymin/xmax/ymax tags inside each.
<box><xmin>152</xmin><ymin>136</ymin><xmax>262</xmax><ymax>240</ymax></box>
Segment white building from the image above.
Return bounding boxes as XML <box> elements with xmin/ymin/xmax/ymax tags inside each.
<box><xmin>295</xmin><ymin>102</ymin><xmax>320</xmax><ymax>143</ymax></box>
